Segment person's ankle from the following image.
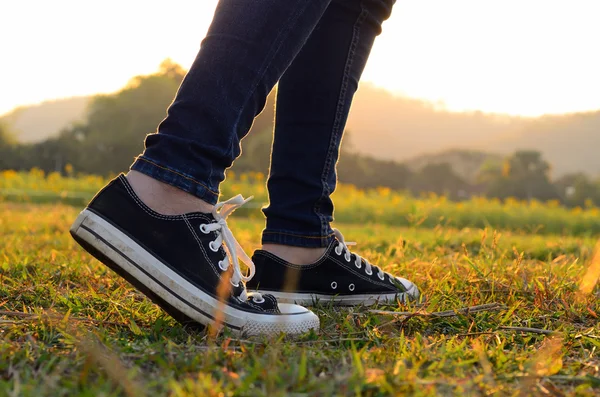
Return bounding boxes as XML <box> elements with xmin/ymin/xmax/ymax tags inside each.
<box><xmin>261</xmin><ymin>244</ymin><xmax>327</xmax><ymax>265</ymax></box>
<box><xmin>126</xmin><ymin>170</ymin><xmax>214</xmax><ymax>215</ymax></box>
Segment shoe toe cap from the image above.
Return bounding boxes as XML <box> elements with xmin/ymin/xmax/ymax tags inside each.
<box><xmin>396</xmin><ymin>277</ymin><xmax>420</xmax><ymax>299</ymax></box>
<box><xmin>243</xmin><ymin>303</ymin><xmax>320</xmax><ymax>335</ymax></box>
<box><xmin>277</xmin><ymin>302</ymin><xmax>311</xmax><ymax>315</ymax></box>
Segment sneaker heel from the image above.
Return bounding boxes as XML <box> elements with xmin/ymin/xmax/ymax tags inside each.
<box><xmin>70</xmin><ymin>210</ymin><xmax>89</xmax><ymax>235</ymax></box>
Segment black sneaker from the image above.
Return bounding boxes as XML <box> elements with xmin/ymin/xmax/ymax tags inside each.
<box><xmin>69</xmin><ymin>175</ymin><xmax>319</xmax><ymax>336</ymax></box>
<box><xmin>247</xmin><ymin>230</ymin><xmax>419</xmax><ymax>306</ymax></box>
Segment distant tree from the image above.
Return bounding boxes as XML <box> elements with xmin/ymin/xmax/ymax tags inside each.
<box><xmin>338</xmin><ymin>153</ymin><xmax>413</xmax><ymax>190</ymax></box>
<box><xmin>48</xmin><ymin>61</ymin><xmax>187</xmax><ymax>174</ymax></box>
<box><xmin>0</xmin><ymin>122</ymin><xmax>14</xmax><ymax>146</ymax></box>
<box><xmin>554</xmin><ymin>173</ymin><xmax>600</xmax><ymax>207</ymax></box>
<box><xmin>0</xmin><ymin>122</ymin><xmax>17</xmax><ymax>168</ymax></box>
<box><xmin>476</xmin><ymin>159</ymin><xmax>503</xmax><ymax>185</ymax></box>
<box><xmin>335</xmin><ymin>130</ymin><xmax>411</xmax><ymax>189</ymax></box>
<box><xmin>482</xmin><ymin>150</ymin><xmax>559</xmax><ymax>201</ymax></box>
<box><xmin>157</xmin><ymin>58</ymin><xmax>186</xmax><ymax>83</ymax></box>
<box><xmin>407</xmin><ymin>162</ymin><xmax>468</xmax><ymax>198</ymax></box>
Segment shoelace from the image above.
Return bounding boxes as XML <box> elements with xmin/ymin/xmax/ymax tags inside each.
<box><xmin>333</xmin><ymin>229</ymin><xmax>389</xmax><ymax>282</ymax></box>
<box><xmin>199</xmin><ymin>195</ymin><xmax>263</xmax><ymax>303</ymax></box>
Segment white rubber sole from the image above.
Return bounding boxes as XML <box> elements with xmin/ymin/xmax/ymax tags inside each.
<box><xmin>70</xmin><ymin>209</ymin><xmax>319</xmax><ymax>336</ymax></box>
<box><xmin>258</xmin><ymin>287</ymin><xmax>419</xmax><ymax>307</ymax></box>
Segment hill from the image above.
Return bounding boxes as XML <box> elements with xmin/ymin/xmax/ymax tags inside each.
<box><xmin>404</xmin><ymin>149</ymin><xmax>503</xmax><ymax>183</ymax></box>
<box><xmin>481</xmin><ymin>111</ymin><xmax>600</xmax><ymax>177</ymax></box>
<box><xmin>0</xmin><ymin>96</ymin><xmax>90</xmax><ymax>143</ymax></box>
<box><xmin>346</xmin><ymin>85</ymin><xmax>527</xmax><ymax>160</ymax></box>
<box><xmin>346</xmin><ymin>84</ymin><xmax>600</xmax><ymax>177</ymax></box>
<box><xmin>3</xmin><ymin>83</ymin><xmax>600</xmax><ymax>178</ymax></box>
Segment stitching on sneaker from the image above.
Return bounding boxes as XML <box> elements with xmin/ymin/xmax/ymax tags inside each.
<box><xmin>119</xmin><ymin>175</ymin><xmax>212</xmax><ymax>222</ymax></box>
<box><xmin>182</xmin><ymin>215</ymin><xmax>221</xmax><ymax>279</ymax></box>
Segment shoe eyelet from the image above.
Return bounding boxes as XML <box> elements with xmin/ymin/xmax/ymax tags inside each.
<box><xmin>365</xmin><ymin>268</ymin><xmax>373</xmax><ymax>276</ymax></box>
<box><xmin>252</xmin><ymin>296</ymin><xmax>265</xmax><ymax>304</ymax></box>
<box><xmin>209</xmin><ymin>241</ymin><xmax>219</xmax><ymax>252</ymax></box>
<box><xmin>349</xmin><ymin>283</ymin><xmax>355</xmax><ymax>291</ymax></box>
<box><xmin>355</xmin><ymin>261</ymin><xmax>362</xmax><ymax>269</ymax></box>
<box><xmin>334</xmin><ymin>246</ymin><xmax>342</xmax><ymax>256</ymax></box>
<box><xmin>331</xmin><ymin>281</ymin><xmax>337</xmax><ymax>289</ymax></box>
<box><xmin>199</xmin><ymin>224</ymin><xmax>209</xmax><ymax>234</ymax></box>
<box><xmin>230</xmin><ymin>279</ymin><xmax>240</xmax><ymax>288</ymax></box>
<box><xmin>378</xmin><ymin>272</ymin><xmax>385</xmax><ymax>281</ymax></box>
<box><xmin>389</xmin><ymin>277</ymin><xmax>395</xmax><ymax>284</ymax></box>
<box><xmin>345</xmin><ymin>255</ymin><xmax>351</xmax><ymax>263</ymax></box>
<box><xmin>218</xmin><ymin>260</ymin><xmax>228</xmax><ymax>271</ymax></box>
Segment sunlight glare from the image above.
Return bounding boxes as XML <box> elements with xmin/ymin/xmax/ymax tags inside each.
<box><xmin>1</xmin><ymin>0</ymin><xmax>599</xmax><ymax>116</ymax></box>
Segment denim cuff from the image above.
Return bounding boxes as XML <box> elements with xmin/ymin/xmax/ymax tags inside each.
<box><xmin>261</xmin><ymin>228</ymin><xmax>335</xmax><ymax>248</ymax></box>
<box><xmin>130</xmin><ymin>156</ymin><xmax>220</xmax><ymax>205</ymax></box>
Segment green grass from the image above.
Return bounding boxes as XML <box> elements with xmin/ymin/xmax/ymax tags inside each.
<box><xmin>3</xmin><ymin>170</ymin><xmax>600</xmax><ymax>235</ymax></box>
<box><xmin>1</xmin><ymin>202</ymin><xmax>600</xmax><ymax>396</ymax></box>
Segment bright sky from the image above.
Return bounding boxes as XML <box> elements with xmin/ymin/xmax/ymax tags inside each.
<box><xmin>1</xmin><ymin>0</ymin><xmax>599</xmax><ymax>117</ymax></box>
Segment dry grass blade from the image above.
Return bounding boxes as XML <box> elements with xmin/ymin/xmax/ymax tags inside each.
<box><xmin>499</xmin><ymin>326</ymin><xmax>557</xmax><ymax>335</ymax></box>
<box><xmin>77</xmin><ymin>333</ymin><xmax>147</xmax><ymax>397</ymax></box>
<box><xmin>577</xmin><ymin>240</ymin><xmax>600</xmax><ymax>299</ymax></box>
<box><xmin>368</xmin><ymin>302</ymin><xmax>506</xmax><ymax>318</ymax></box>
<box><xmin>519</xmin><ymin>336</ymin><xmax>564</xmax><ymax>394</ymax></box>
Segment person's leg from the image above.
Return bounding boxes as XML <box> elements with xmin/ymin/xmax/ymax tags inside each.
<box><xmin>248</xmin><ymin>0</ymin><xmax>419</xmax><ymax>305</ymax></box>
<box><xmin>263</xmin><ymin>0</ymin><xmax>393</xmax><ymax>253</ymax></box>
<box><xmin>71</xmin><ymin>0</ymin><xmax>334</xmax><ymax>335</ymax></box>
<box><xmin>130</xmin><ymin>0</ymin><xmax>332</xmax><ymax>213</ymax></box>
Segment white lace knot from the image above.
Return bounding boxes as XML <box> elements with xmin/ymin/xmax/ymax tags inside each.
<box><xmin>199</xmin><ymin>194</ymin><xmax>261</xmax><ymax>302</ymax></box>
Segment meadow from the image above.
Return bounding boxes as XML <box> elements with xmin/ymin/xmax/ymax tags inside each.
<box><xmin>1</xmin><ymin>171</ymin><xmax>600</xmax><ymax>396</ymax></box>
<box><xmin>3</xmin><ymin>170</ymin><xmax>600</xmax><ymax>235</ymax></box>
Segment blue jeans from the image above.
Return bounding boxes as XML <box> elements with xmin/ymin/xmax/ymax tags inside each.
<box><xmin>131</xmin><ymin>0</ymin><xmax>395</xmax><ymax>247</ymax></box>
